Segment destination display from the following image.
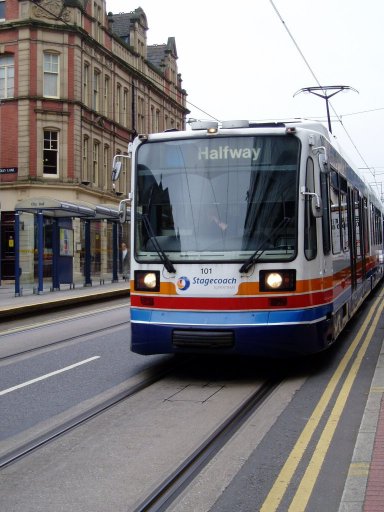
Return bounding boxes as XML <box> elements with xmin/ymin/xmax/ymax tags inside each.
<box><xmin>137</xmin><ymin>136</ymin><xmax>299</xmax><ymax>170</ymax></box>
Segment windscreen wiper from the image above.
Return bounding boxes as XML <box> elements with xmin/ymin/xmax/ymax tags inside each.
<box><xmin>239</xmin><ymin>217</ymin><xmax>291</xmax><ymax>273</ymax></box>
<box><xmin>142</xmin><ymin>214</ymin><xmax>176</xmax><ymax>274</ymax></box>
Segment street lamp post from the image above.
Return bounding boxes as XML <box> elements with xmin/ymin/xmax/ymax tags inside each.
<box><xmin>294</xmin><ymin>85</ymin><xmax>358</xmax><ymax>133</ymax></box>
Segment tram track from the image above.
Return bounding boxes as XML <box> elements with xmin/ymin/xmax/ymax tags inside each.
<box><xmin>0</xmin><ymin>346</ymin><xmax>296</xmax><ymax>512</ymax></box>
<box><xmin>0</xmin><ymin>356</ymin><xmax>184</xmax><ymax>469</ymax></box>
<box><xmin>0</xmin><ymin>302</ymin><xmax>129</xmax><ymax>336</ymax></box>
<box><xmin>0</xmin><ymin>320</ymin><xmax>130</xmax><ymax>361</ymax></box>
<box><xmin>0</xmin><ymin>304</ymin><xmax>130</xmax><ymax>361</ymax></box>
<box><xmin>133</xmin><ymin>377</ymin><xmax>282</xmax><ymax>512</ymax></box>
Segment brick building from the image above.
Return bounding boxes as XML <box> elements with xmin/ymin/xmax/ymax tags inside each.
<box><xmin>0</xmin><ymin>0</ymin><xmax>188</xmax><ymax>285</ymax></box>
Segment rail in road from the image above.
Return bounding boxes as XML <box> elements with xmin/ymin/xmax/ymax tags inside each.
<box><xmin>1</xmin><ymin>288</ymin><xmax>384</xmax><ymax>511</ymax></box>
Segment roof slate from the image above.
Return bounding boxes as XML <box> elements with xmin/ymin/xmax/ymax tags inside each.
<box><xmin>110</xmin><ymin>10</ymin><xmax>177</xmax><ymax>72</ymax></box>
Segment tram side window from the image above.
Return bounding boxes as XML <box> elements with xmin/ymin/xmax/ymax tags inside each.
<box><xmin>363</xmin><ymin>198</ymin><xmax>370</xmax><ymax>256</ymax></box>
<box><xmin>320</xmin><ymin>172</ymin><xmax>331</xmax><ymax>255</ymax></box>
<box><xmin>353</xmin><ymin>190</ymin><xmax>362</xmax><ymax>258</ymax></box>
<box><xmin>330</xmin><ymin>171</ymin><xmax>342</xmax><ymax>254</ymax></box>
<box><xmin>371</xmin><ymin>205</ymin><xmax>383</xmax><ymax>246</ymax></box>
<box><xmin>340</xmin><ymin>178</ymin><xmax>349</xmax><ymax>252</ymax></box>
<box><xmin>304</xmin><ymin>157</ymin><xmax>317</xmax><ymax>260</ymax></box>
<box><xmin>370</xmin><ymin>205</ymin><xmax>376</xmax><ymax>245</ymax></box>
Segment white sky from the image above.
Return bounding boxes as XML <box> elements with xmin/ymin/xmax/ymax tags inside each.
<box><xmin>106</xmin><ymin>0</ymin><xmax>384</xmax><ymax>198</ymax></box>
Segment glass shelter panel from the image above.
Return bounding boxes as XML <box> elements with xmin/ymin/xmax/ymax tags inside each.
<box><xmin>91</xmin><ymin>221</ymin><xmax>101</xmax><ymax>276</ymax></box>
<box><xmin>105</xmin><ymin>221</ymin><xmax>114</xmax><ymax>280</ymax></box>
<box><xmin>18</xmin><ymin>212</ymin><xmax>35</xmax><ymax>292</ymax></box>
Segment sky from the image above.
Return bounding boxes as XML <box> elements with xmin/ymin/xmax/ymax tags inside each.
<box><xmin>106</xmin><ymin>0</ymin><xmax>384</xmax><ymax>199</ymax></box>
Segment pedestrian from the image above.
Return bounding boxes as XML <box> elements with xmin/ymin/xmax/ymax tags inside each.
<box><xmin>121</xmin><ymin>241</ymin><xmax>129</xmax><ymax>279</ymax></box>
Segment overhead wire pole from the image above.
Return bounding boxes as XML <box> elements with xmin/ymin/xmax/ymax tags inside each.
<box><xmin>270</xmin><ymin>0</ymin><xmax>381</xmax><ymax>199</ymax></box>
<box><xmin>293</xmin><ymin>86</ymin><xmax>359</xmax><ymax>133</ymax></box>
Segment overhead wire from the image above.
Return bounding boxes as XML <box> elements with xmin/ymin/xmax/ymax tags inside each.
<box><xmin>341</xmin><ymin>106</ymin><xmax>384</xmax><ymax>118</ymax></box>
<box><xmin>269</xmin><ymin>0</ymin><xmax>323</xmax><ymax>90</ymax></box>
<box><xmin>269</xmin><ymin>0</ymin><xmax>381</xmax><ymax>197</ymax></box>
<box><xmin>185</xmin><ymin>100</ymin><xmax>220</xmax><ymax>122</ymax></box>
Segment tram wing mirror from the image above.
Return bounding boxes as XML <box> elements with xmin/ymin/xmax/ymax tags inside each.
<box><xmin>300</xmin><ymin>187</ymin><xmax>323</xmax><ymax>218</ymax></box>
<box><xmin>313</xmin><ymin>146</ymin><xmax>329</xmax><ymax>173</ymax></box>
<box><xmin>112</xmin><ymin>158</ymin><xmax>122</xmax><ymax>182</ymax></box>
<box><xmin>311</xmin><ymin>194</ymin><xmax>323</xmax><ymax>217</ymax></box>
<box><xmin>118</xmin><ymin>199</ymin><xmax>131</xmax><ymax>223</ymax></box>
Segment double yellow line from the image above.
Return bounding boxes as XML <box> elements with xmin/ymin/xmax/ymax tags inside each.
<box><xmin>261</xmin><ymin>292</ymin><xmax>384</xmax><ymax>512</ymax></box>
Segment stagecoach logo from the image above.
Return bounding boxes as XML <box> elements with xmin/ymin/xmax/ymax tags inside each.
<box><xmin>177</xmin><ymin>276</ymin><xmax>190</xmax><ymax>291</ymax></box>
<box><xmin>198</xmin><ymin>146</ymin><xmax>261</xmax><ymax>161</ymax></box>
<box><xmin>176</xmin><ymin>274</ymin><xmax>238</xmax><ymax>296</ymax></box>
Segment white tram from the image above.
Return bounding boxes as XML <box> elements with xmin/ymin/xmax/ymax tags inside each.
<box><xmin>116</xmin><ymin>119</ymin><xmax>384</xmax><ymax>356</ymax></box>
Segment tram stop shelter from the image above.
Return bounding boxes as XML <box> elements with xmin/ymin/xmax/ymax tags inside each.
<box><xmin>14</xmin><ymin>197</ymin><xmax>122</xmax><ymax>296</ymax></box>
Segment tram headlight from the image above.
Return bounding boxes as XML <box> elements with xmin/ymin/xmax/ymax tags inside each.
<box><xmin>266</xmin><ymin>273</ymin><xmax>283</xmax><ymax>289</ymax></box>
<box><xmin>134</xmin><ymin>270</ymin><xmax>160</xmax><ymax>292</ymax></box>
<box><xmin>259</xmin><ymin>269</ymin><xmax>296</xmax><ymax>292</ymax></box>
<box><xmin>144</xmin><ymin>273</ymin><xmax>157</xmax><ymax>288</ymax></box>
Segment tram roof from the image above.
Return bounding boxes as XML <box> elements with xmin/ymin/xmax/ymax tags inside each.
<box><xmin>15</xmin><ymin>197</ymin><xmax>120</xmax><ymax>220</ymax></box>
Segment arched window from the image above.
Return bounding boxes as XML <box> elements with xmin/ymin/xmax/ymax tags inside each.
<box><xmin>82</xmin><ymin>136</ymin><xmax>89</xmax><ymax>182</ymax></box>
<box><xmin>92</xmin><ymin>69</ymin><xmax>101</xmax><ymax>111</ymax></box>
<box><xmin>92</xmin><ymin>140</ymin><xmax>100</xmax><ymax>186</ymax></box>
<box><xmin>43</xmin><ymin>130</ymin><xmax>59</xmax><ymax>176</ymax></box>
<box><xmin>83</xmin><ymin>62</ymin><xmax>90</xmax><ymax>106</ymax></box>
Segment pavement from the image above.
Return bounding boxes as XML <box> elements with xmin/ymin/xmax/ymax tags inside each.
<box><xmin>339</xmin><ymin>337</ymin><xmax>384</xmax><ymax>512</ymax></box>
<box><xmin>0</xmin><ymin>278</ymin><xmax>383</xmax><ymax>511</ymax></box>
<box><xmin>0</xmin><ymin>278</ymin><xmax>130</xmax><ymax>319</ymax></box>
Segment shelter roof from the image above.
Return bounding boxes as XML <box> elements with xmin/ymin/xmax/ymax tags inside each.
<box><xmin>15</xmin><ymin>197</ymin><xmax>120</xmax><ymax>220</ymax></box>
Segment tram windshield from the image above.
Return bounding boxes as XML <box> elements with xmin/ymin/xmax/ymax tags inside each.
<box><xmin>135</xmin><ymin>135</ymin><xmax>299</xmax><ymax>262</ymax></box>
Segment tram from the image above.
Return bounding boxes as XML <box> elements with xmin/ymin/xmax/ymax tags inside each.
<box><xmin>114</xmin><ymin>119</ymin><xmax>384</xmax><ymax>356</ymax></box>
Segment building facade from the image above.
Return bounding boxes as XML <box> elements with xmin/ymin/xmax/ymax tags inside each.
<box><xmin>0</xmin><ymin>0</ymin><xmax>188</xmax><ymax>285</ymax></box>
